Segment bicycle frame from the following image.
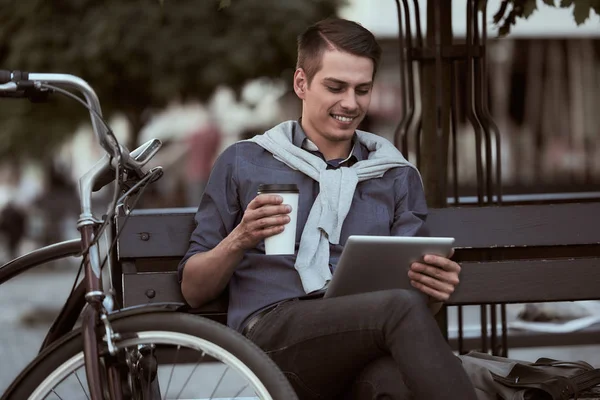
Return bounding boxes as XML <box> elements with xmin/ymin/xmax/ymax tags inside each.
<box><xmin>0</xmin><ymin>239</ymin><xmax>81</xmax><ymax>285</ymax></box>
<box><xmin>0</xmin><ymin>239</ymin><xmax>86</xmax><ymax>352</ymax></box>
<box><xmin>15</xmin><ymin>73</ymin><xmax>128</xmax><ymax>400</ymax></box>
<box><xmin>1</xmin><ymin>70</ymin><xmax>166</xmax><ymax>399</ymax></box>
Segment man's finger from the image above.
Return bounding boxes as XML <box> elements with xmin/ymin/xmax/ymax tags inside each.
<box><xmin>250</xmin><ymin>214</ymin><xmax>290</xmax><ymax>231</ymax></box>
<box><xmin>247</xmin><ymin>194</ymin><xmax>283</xmax><ymax>210</ymax></box>
<box><xmin>250</xmin><ymin>204</ymin><xmax>291</xmax><ymax>220</ymax></box>
<box><xmin>410</xmin><ymin>280</ymin><xmax>450</xmax><ymax>302</ymax></box>
<box><xmin>410</xmin><ymin>263</ymin><xmax>459</xmax><ymax>286</ymax></box>
<box><xmin>422</xmin><ymin>255</ymin><xmax>461</xmax><ymax>272</ymax></box>
<box><xmin>408</xmin><ymin>270</ymin><xmax>455</xmax><ymax>295</ymax></box>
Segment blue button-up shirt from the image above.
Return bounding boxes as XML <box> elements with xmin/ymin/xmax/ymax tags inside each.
<box><xmin>179</xmin><ymin>122</ymin><xmax>428</xmax><ymax>332</ymax></box>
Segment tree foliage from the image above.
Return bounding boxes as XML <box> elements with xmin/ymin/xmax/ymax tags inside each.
<box><xmin>0</xmin><ymin>0</ymin><xmax>343</xmax><ymax>159</ymax></box>
<box><xmin>491</xmin><ymin>0</ymin><xmax>600</xmax><ymax>36</ymax></box>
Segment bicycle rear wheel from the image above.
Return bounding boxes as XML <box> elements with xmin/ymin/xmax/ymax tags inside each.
<box><xmin>2</xmin><ymin>311</ymin><xmax>297</xmax><ymax>400</ymax></box>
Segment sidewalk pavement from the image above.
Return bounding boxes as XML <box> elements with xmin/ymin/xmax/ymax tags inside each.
<box><xmin>0</xmin><ymin>267</ymin><xmax>76</xmax><ymax>393</ymax></box>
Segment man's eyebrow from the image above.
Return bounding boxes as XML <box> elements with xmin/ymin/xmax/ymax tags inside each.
<box><xmin>322</xmin><ymin>77</ymin><xmax>373</xmax><ymax>87</ymax></box>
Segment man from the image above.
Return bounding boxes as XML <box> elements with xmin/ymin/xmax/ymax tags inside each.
<box><xmin>180</xmin><ymin>18</ymin><xmax>477</xmax><ymax>400</ymax></box>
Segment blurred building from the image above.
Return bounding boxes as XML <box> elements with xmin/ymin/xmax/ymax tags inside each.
<box><xmin>340</xmin><ymin>0</ymin><xmax>600</xmax><ymax>195</ymax></box>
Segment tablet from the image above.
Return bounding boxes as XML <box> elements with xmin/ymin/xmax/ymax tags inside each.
<box><xmin>323</xmin><ymin>235</ymin><xmax>455</xmax><ymax>299</ymax></box>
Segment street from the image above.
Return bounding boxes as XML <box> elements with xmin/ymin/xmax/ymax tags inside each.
<box><xmin>2</xmin><ymin>265</ymin><xmax>600</xmax><ymax>397</ymax></box>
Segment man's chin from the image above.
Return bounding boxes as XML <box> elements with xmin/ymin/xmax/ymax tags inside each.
<box><xmin>327</xmin><ymin>128</ymin><xmax>356</xmax><ymax>142</ymax></box>
<box><xmin>335</xmin><ymin>122</ymin><xmax>360</xmax><ymax>136</ymax></box>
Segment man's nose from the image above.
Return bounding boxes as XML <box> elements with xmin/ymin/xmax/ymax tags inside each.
<box><xmin>340</xmin><ymin>91</ymin><xmax>358</xmax><ymax>111</ymax></box>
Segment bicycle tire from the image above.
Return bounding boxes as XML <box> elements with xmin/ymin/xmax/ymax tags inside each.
<box><xmin>2</xmin><ymin>311</ymin><xmax>298</xmax><ymax>400</ymax></box>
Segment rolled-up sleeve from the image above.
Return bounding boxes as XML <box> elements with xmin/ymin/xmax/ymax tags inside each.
<box><xmin>390</xmin><ymin>166</ymin><xmax>429</xmax><ymax>237</ymax></box>
<box><xmin>177</xmin><ymin>145</ymin><xmax>242</xmax><ymax>281</ymax></box>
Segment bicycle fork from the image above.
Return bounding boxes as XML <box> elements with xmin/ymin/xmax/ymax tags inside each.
<box><xmin>80</xmin><ymin>223</ymin><xmax>129</xmax><ymax>400</ymax></box>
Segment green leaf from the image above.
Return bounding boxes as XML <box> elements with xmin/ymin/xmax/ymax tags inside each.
<box><xmin>522</xmin><ymin>0</ymin><xmax>537</xmax><ymax>18</ymax></box>
<box><xmin>542</xmin><ymin>0</ymin><xmax>555</xmax><ymax>6</ymax></box>
<box><xmin>572</xmin><ymin>1</ymin><xmax>591</xmax><ymax>24</ymax></box>
<box><xmin>0</xmin><ymin>0</ymin><xmax>343</xmax><ymax>156</ymax></box>
<box><xmin>492</xmin><ymin>0</ymin><xmax>509</xmax><ymax>24</ymax></box>
<box><xmin>498</xmin><ymin>23</ymin><xmax>511</xmax><ymax>37</ymax></box>
<box><xmin>219</xmin><ymin>0</ymin><xmax>231</xmax><ymax>9</ymax></box>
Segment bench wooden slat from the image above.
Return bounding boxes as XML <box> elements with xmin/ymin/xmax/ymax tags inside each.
<box><xmin>118</xmin><ymin>208</ymin><xmax>196</xmax><ymax>258</ymax></box>
<box><xmin>428</xmin><ymin>203</ymin><xmax>600</xmax><ymax>248</ymax></box>
<box><xmin>448</xmin><ymin>258</ymin><xmax>600</xmax><ymax>304</ymax></box>
<box><xmin>123</xmin><ymin>271</ymin><xmax>185</xmax><ymax>307</ymax></box>
<box><xmin>122</xmin><ymin>258</ymin><xmax>600</xmax><ymax>310</ymax></box>
<box><xmin>122</xmin><ymin>271</ymin><xmax>228</xmax><ymax>315</ymax></box>
<box><xmin>117</xmin><ymin>203</ymin><xmax>600</xmax><ymax>259</ymax></box>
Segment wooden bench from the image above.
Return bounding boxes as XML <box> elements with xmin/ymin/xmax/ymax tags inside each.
<box><xmin>114</xmin><ymin>202</ymin><xmax>600</xmax><ymax>355</ymax></box>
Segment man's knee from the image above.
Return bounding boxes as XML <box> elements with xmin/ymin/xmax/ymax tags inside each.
<box><xmin>379</xmin><ymin>289</ymin><xmax>429</xmax><ymax>316</ymax></box>
<box><xmin>373</xmin><ymin>289</ymin><xmax>435</xmax><ymax>337</ymax></box>
<box><xmin>343</xmin><ymin>356</ymin><xmax>413</xmax><ymax>400</ymax></box>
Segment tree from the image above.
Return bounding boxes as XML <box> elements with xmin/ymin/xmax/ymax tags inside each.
<box><xmin>491</xmin><ymin>0</ymin><xmax>600</xmax><ymax>36</ymax></box>
<box><xmin>0</xmin><ymin>0</ymin><xmax>343</xmax><ymax>160</ymax></box>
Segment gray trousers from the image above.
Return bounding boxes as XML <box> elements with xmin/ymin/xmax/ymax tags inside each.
<box><xmin>245</xmin><ymin>289</ymin><xmax>478</xmax><ymax>400</ymax></box>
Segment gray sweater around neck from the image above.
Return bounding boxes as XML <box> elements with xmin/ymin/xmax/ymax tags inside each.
<box><xmin>249</xmin><ymin>120</ymin><xmax>420</xmax><ymax>293</ymax></box>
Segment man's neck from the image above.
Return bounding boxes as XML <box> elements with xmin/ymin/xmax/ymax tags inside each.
<box><xmin>300</xmin><ymin>119</ymin><xmax>352</xmax><ymax>161</ymax></box>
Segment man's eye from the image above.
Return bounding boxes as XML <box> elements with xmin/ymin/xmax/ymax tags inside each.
<box><xmin>356</xmin><ymin>89</ymin><xmax>370</xmax><ymax>96</ymax></box>
<box><xmin>327</xmin><ymin>87</ymin><xmax>342</xmax><ymax>93</ymax></box>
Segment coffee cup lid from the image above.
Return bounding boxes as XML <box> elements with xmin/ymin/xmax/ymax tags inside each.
<box><xmin>257</xmin><ymin>184</ymin><xmax>299</xmax><ymax>193</ymax></box>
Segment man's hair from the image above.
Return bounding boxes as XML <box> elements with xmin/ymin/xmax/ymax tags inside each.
<box><xmin>296</xmin><ymin>18</ymin><xmax>382</xmax><ymax>85</ymax></box>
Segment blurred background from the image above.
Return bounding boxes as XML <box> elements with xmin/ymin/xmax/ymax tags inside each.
<box><xmin>0</xmin><ymin>0</ymin><xmax>599</xmax><ymax>393</ymax></box>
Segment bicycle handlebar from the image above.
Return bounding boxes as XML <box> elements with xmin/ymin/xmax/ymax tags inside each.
<box><xmin>0</xmin><ymin>71</ymin><xmax>151</xmax><ymax>177</ymax></box>
<box><xmin>31</xmin><ymin>73</ymin><xmax>121</xmax><ymax>158</ymax></box>
<box><xmin>0</xmin><ymin>70</ymin><xmax>163</xmax><ymax>217</ymax></box>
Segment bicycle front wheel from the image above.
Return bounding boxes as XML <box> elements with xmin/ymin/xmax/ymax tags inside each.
<box><xmin>2</xmin><ymin>311</ymin><xmax>298</xmax><ymax>400</ymax></box>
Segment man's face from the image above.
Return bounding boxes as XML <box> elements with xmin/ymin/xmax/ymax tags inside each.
<box><xmin>294</xmin><ymin>49</ymin><xmax>374</xmax><ymax>144</ymax></box>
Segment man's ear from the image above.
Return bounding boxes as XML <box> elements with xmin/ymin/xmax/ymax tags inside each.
<box><xmin>293</xmin><ymin>68</ymin><xmax>308</xmax><ymax>100</ymax></box>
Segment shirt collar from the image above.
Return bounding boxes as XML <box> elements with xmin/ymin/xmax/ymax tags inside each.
<box><xmin>293</xmin><ymin>119</ymin><xmax>365</xmax><ymax>164</ymax></box>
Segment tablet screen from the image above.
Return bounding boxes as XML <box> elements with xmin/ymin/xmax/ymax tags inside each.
<box><xmin>324</xmin><ymin>235</ymin><xmax>455</xmax><ymax>299</ymax></box>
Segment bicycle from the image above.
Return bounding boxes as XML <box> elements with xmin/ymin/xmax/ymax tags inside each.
<box><xmin>0</xmin><ymin>70</ymin><xmax>298</xmax><ymax>400</ymax></box>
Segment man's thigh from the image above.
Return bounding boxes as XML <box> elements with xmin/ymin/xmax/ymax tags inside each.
<box><xmin>244</xmin><ymin>289</ymin><xmax>427</xmax><ymax>399</ymax></box>
<box><xmin>342</xmin><ymin>356</ymin><xmax>412</xmax><ymax>400</ymax></box>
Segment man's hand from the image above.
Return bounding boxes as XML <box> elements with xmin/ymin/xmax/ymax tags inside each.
<box><xmin>228</xmin><ymin>194</ymin><xmax>292</xmax><ymax>251</ymax></box>
<box><xmin>407</xmin><ymin>249</ymin><xmax>460</xmax><ymax>302</ymax></box>
<box><xmin>182</xmin><ymin>194</ymin><xmax>291</xmax><ymax>308</ymax></box>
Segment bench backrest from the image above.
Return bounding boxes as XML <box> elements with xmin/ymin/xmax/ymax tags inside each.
<box><xmin>116</xmin><ymin>203</ymin><xmax>600</xmax><ymax>310</ymax></box>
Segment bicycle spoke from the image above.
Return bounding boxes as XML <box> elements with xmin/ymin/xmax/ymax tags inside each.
<box><xmin>50</xmin><ymin>388</ymin><xmax>64</xmax><ymax>400</ymax></box>
<box><xmin>162</xmin><ymin>345</ymin><xmax>180</xmax><ymax>400</ymax></box>
<box><xmin>208</xmin><ymin>366</ymin><xmax>229</xmax><ymax>399</ymax></box>
<box><xmin>75</xmin><ymin>372</ymin><xmax>90</xmax><ymax>400</ymax></box>
<box><xmin>173</xmin><ymin>350</ymin><xmax>206</xmax><ymax>400</ymax></box>
<box><xmin>232</xmin><ymin>382</ymin><xmax>250</xmax><ymax>398</ymax></box>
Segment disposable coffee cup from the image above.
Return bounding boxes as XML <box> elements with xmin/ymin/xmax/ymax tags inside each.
<box><xmin>257</xmin><ymin>184</ymin><xmax>299</xmax><ymax>255</ymax></box>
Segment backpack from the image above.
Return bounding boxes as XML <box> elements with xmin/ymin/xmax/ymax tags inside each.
<box><xmin>458</xmin><ymin>351</ymin><xmax>600</xmax><ymax>400</ymax></box>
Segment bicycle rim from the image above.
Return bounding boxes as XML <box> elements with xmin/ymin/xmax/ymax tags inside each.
<box><xmin>30</xmin><ymin>331</ymin><xmax>273</xmax><ymax>399</ymax></box>
<box><xmin>4</xmin><ymin>312</ymin><xmax>297</xmax><ymax>400</ymax></box>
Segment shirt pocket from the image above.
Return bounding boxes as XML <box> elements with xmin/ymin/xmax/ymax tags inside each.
<box><xmin>341</xmin><ymin>198</ymin><xmax>391</xmax><ymax>238</ymax></box>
